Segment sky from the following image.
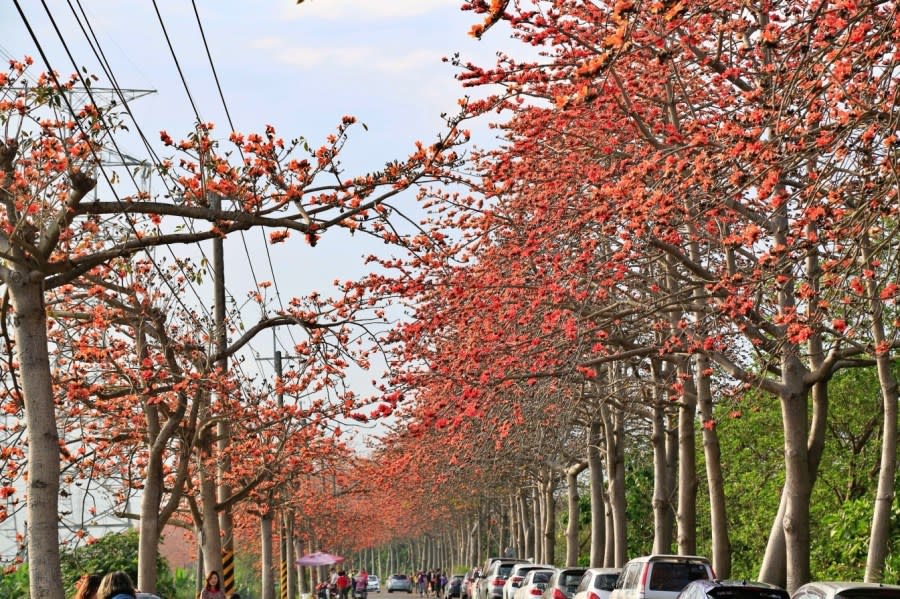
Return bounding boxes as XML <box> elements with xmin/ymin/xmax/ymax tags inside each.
<box><xmin>0</xmin><ymin>0</ymin><xmax>514</xmax><ymax>557</ymax></box>
<box><xmin>1</xmin><ymin>0</ymin><xmax>509</xmax><ymax>396</ymax></box>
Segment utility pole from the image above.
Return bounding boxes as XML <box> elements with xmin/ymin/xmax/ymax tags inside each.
<box><xmin>212</xmin><ymin>193</ymin><xmax>236</xmax><ymax>594</ymax></box>
<box><xmin>275</xmin><ymin>350</ymin><xmax>299</xmax><ymax>599</ymax></box>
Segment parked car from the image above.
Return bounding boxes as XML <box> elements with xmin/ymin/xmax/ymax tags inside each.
<box><xmin>445</xmin><ymin>575</ymin><xmax>465</xmax><ymax>599</ymax></box>
<box><xmin>514</xmin><ymin>570</ymin><xmax>557</xmax><ymax>599</ymax></box>
<box><xmin>574</xmin><ymin>568</ymin><xmax>622</xmax><ymax>599</ymax></box>
<box><xmin>792</xmin><ymin>582</ymin><xmax>900</xmax><ymax>599</ymax></box>
<box><xmin>543</xmin><ymin>567</ymin><xmax>588</xmax><ymax>599</ymax></box>
<box><xmin>477</xmin><ymin>559</ymin><xmax>530</xmax><ymax>599</ymax></box>
<box><xmin>388</xmin><ymin>574</ymin><xmax>414</xmax><ymax>593</ymax></box>
<box><xmin>504</xmin><ymin>565</ymin><xmax>556</xmax><ymax>599</ymax></box>
<box><xmin>368</xmin><ymin>575</ymin><xmax>381</xmax><ymax>593</ymax></box>
<box><xmin>610</xmin><ymin>555</ymin><xmax>713</xmax><ymax>599</ymax></box>
<box><xmin>677</xmin><ymin>580</ymin><xmax>788</xmax><ymax>599</ymax></box>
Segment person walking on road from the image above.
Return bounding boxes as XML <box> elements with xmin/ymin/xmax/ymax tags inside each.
<box><xmin>355</xmin><ymin>568</ymin><xmax>369</xmax><ymax>599</ymax></box>
<box><xmin>336</xmin><ymin>570</ymin><xmax>352</xmax><ymax>599</ymax></box>
<box><xmin>417</xmin><ymin>571</ymin><xmax>427</xmax><ymax>596</ymax></box>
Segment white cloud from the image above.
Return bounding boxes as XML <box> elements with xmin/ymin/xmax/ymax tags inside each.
<box><xmin>282</xmin><ymin>0</ymin><xmax>459</xmax><ymax>20</ymax></box>
<box><xmin>251</xmin><ymin>38</ymin><xmax>444</xmax><ymax>73</ymax></box>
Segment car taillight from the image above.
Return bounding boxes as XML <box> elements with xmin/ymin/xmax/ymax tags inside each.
<box><xmin>493</xmin><ymin>579</ymin><xmax>507</xmax><ymax>586</ymax></box>
<box><xmin>511</xmin><ymin>577</ymin><xmax>524</xmax><ymax>587</ymax></box>
<box><xmin>552</xmin><ymin>589</ymin><xmax>567</xmax><ymax>599</ymax></box>
<box><xmin>587</xmin><ymin>592</ymin><xmax>600</xmax><ymax>599</ymax></box>
<box><xmin>639</xmin><ymin>564</ymin><xmax>649</xmax><ymax>590</ymax></box>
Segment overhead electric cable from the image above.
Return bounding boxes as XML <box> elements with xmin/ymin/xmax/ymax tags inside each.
<box><xmin>190</xmin><ymin>0</ymin><xmax>301</xmax><ymax>356</ymax></box>
<box><xmin>69</xmin><ymin>0</ymin><xmax>271</xmax><ymax>385</ymax></box>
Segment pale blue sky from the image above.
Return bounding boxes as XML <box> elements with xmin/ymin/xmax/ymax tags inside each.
<box><xmin>1</xmin><ymin>0</ymin><xmax>506</xmax><ymax>377</ymax></box>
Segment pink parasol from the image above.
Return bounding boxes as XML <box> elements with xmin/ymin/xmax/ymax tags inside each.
<box><xmin>296</xmin><ymin>551</ymin><xmax>346</xmax><ymax>566</ymax></box>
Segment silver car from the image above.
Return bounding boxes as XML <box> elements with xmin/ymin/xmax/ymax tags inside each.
<box><xmin>478</xmin><ymin>560</ymin><xmax>530</xmax><ymax>599</ymax></box>
<box><xmin>388</xmin><ymin>574</ymin><xmax>414</xmax><ymax>593</ymax></box>
<box><xmin>792</xmin><ymin>582</ymin><xmax>900</xmax><ymax>599</ymax></box>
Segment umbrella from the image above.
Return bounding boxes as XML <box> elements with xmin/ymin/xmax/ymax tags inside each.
<box><xmin>296</xmin><ymin>551</ymin><xmax>346</xmax><ymax>566</ymax></box>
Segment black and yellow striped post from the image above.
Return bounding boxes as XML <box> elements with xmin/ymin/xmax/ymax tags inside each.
<box><xmin>280</xmin><ymin>556</ymin><xmax>289</xmax><ymax>599</ymax></box>
<box><xmin>222</xmin><ymin>549</ymin><xmax>236</xmax><ymax>594</ymax></box>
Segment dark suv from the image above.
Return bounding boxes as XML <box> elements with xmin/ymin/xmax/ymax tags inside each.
<box><xmin>477</xmin><ymin>559</ymin><xmax>530</xmax><ymax>599</ymax></box>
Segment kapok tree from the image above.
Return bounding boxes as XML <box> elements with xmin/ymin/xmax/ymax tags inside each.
<box><xmin>452</xmin><ymin>0</ymin><xmax>900</xmax><ymax>589</ymax></box>
<box><xmin>0</xmin><ymin>58</ymin><xmax>466</xmax><ymax>599</ymax></box>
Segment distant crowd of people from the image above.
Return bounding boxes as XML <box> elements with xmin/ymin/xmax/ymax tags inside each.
<box><xmin>72</xmin><ymin>569</ymin><xmax>241</xmax><ymax>599</ymax></box>
<box><xmin>414</xmin><ymin>569</ymin><xmax>447</xmax><ymax>597</ymax></box>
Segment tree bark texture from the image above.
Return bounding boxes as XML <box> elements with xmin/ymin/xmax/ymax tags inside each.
<box><xmin>588</xmin><ymin>420</ymin><xmax>606</xmax><ymax>567</ymax></box>
<box><xmin>10</xmin><ymin>277</ymin><xmax>64</xmax><ymax>599</ymax></box>
<box><xmin>565</xmin><ymin>467</ymin><xmax>580</xmax><ymax>566</ymax></box>
<box><xmin>602</xmin><ymin>403</ymin><xmax>626</xmax><ymax>566</ymax></box>
<box><xmin>695</xmin><ymin>355</ymin><xmax>731</xmax><ymax>577</ymax></box>
<box><xmin>864</xmin><ymin>240</ymin><xmax>899</xmax><ymax>582</ymax></box>
<box><xmin>262</xmin><ymin>514</ymin><xmax>276</xmax><ymax>599</ymax></box>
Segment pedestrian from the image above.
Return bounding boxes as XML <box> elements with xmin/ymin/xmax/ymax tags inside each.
<box><xmin>417</xmin><ymin>571</ymin><xmax>426</xmax><ymax>597</ymax></box>
<box><xmin>97</xmin><ymin>571</ymin><xmax>136</xmax><ymax>599</ymax></box>
<box><xmin>330</xmin><ymin>567</ymin><xmax>340</xmax><ymax>599</ymax></box>
<box><xmin>336</xmin><ymin>569</ymin><xmax>351</xmax><ymax>599</ymax></box>
<box><xmin>355</xmin><ymin>568</ymin><xmax>369</xmax><ymax>599</ymax></box>
<box><xmin>74</xmin><ymin>574</ymin><xmax>101</xmax><ymax>599</ymax></box>
<box><xmin>201</xmin><ymin>571</ymin><xmax>227</xmax><ymax>599</ymax></box>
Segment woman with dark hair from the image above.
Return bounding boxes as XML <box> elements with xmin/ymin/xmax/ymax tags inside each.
<box><xmin>73</xmin><ymin>574</ymin><xmax>101</xmax><ymax>599</ymax></box>
<box><xmin>97</xmin><ymin>571</ymin><xmax>136</xmax><ymax>599</ymax></box>
<box><xmin>202</xmin><ymin>571</ymin><xmax>227</xmax><ymax>599</ymax></box>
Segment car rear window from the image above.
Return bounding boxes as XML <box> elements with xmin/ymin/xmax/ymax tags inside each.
<box><xmin>594</xmin><ymin>575</ymin><xmax>620</xmax><ymax>591</ymax></box>
<box><xmin>709</xmin><ymin>589</ymin><xmax>788</xmax><ymax>599</ymax></box>
<box><xmin>533</xmin><ymin>572</ymin><xmax>553</xmax><ymax>584</ymax></box>
<box><xmin>647</xmin><ymin>563</ymin><xmax>710</xmax><ymax>592</ymax></box>
<box><xmin>393</xmin><ymin>575</ymin><xmax>408</xmax><ymax>580</ymax></box>
<box><xmin>561</xmin><ymin>573</ymin><xmax>584</xmax><ymax>589</ymax></box>
<box><xmin>499</xmin><ymin>565</ymin><xmax>517</xmax><ymax>577</ymax></box>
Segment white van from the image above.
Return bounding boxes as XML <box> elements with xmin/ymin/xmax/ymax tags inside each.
<box><xmin>609</xmin><ymin>555</ymin><xmax>713</xmax><ymax>599</ymax></box>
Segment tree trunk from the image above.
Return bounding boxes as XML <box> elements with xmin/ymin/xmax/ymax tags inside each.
<box><xmin>650</xmin><ymin>375</ymin><xmax>673</xmax><ymax>554</ymax></box>
<box><xmin>759</xmin><ymin>377</ymin><xmax>828</xmax><ymax>587</ymax></box>
<box><xmin>468</xmin><ymin>518</ymin><xmax>477</xmax><ymax>568</ymax></box>
<box><xmin>565</xmin><ymin>465</ymin><xmax>583</xmax><ymax>566</ymax></box>
<box><xmin>695</xmin><ymin>355</ymin><xmax>730</xmax><ymax>576</ymax></box>
<box><xmin>138</xmin><ymin>450</ymin><xmax>164</xmax><ymax>592</ymax></box>
<box><xmin>587</xmin><ymin>420</ymin><xmax>606</xmax><ymax>567</ymax></box>
<box><xmin>10</xmin><ymin>277</ymin><xmax>64</xmax><ymax>599</ymax></box>
<box><xmin>781</xmin><ymin>370</ymin><xmax>812</xmax><ymax>592</ymax></box>
<box><xmin>601</xmin><ymin>403</ymin><xmax>626</xmax><ymax>566</ymax></box>
<box><xmin>532</xmin><ymin>485</ymin><xmax>543</xmax><ymax>563</ymax></box>
<box><xmin>543</xmin><ymin>475</ymin><xmax>556</xmax><ymax>564</ymax></box>
<box><xmin>677</xmin><ymin>359</ymin><xmax>698</xmax><ymax>556</ymax></box>
<box><xmin>200</xmin><ymin>457</ymin><xmax>225</xmax><ymax>577</ymax></box>
<box><xmin>196</xmin><ymin>527</ymin><xmax>206</xmax><ymax>598</ymax></box>
<box><xmin>262</xmin><ymin>514</ymin><xmax>276</xmax><ymax>599</ymax></box>
<box><xmin>519</xmin><ymin>492</ymin><xmax>533</xmax><ymax>561</ymax></box>
<box><xmin>286</xmin><ymin>513</ymin><xmax>297</xmax><ymax>599</ymax></box>
<box><xmin>864</xmin><ymin>240</ymin><xmax>899</xmax><ymax>582</ymax></box>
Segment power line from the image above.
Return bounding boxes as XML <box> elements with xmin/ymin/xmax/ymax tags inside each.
<box><xmin>189</xmin><ymin>0</ymin><xmax>302</xmax><ymax>361</ymax></box>
<box><xmin>68</xmin><ymin>0</ymin><xmax>272</xmax><ymax>385</ymax></box>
